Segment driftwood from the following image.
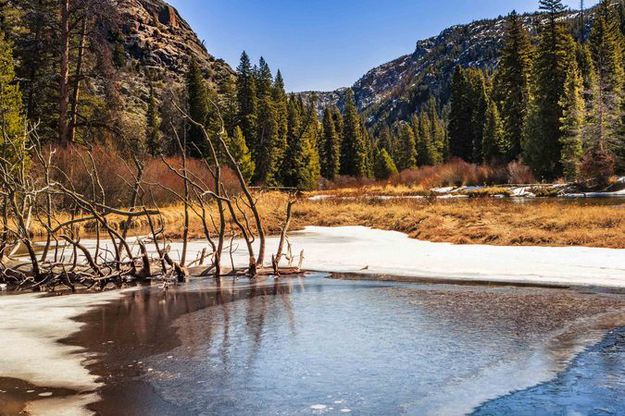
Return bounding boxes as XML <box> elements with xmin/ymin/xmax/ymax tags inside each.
<box><xmin>0</xmin><ymin>108</ymin><xmax>305</xmax><ymax>293</ymax></box>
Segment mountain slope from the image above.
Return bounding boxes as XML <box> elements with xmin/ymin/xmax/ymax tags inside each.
<box><xmin>115</xmin><ymin>0</ymin><xmax>234</xmax><ymax>111</ymax></box>
<box><xmin>307</xmin><ymin>8</ymin><xmax>586</xmax><ymax>129</ymax></box>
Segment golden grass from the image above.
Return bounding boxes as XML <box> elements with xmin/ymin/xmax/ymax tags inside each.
<box><xmin>27</xmin><ymin>191</ymin><xmax>625</xmax><ymax>249</ymax></box>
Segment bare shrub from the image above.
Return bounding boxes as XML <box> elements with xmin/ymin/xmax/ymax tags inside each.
<box><xmin>47</xmin><ymin>144</ymin><xmax>239</xmax><ymax>208</ymax></box>
<box><xmin>507</xmin><ymin>161</ymin><xmax>536</xmax><ymax>184</ymax></box>
<box><xmin>580</xmin><ymin>148</ymin><xmax>615</xmax><ymax>189</ymax></box>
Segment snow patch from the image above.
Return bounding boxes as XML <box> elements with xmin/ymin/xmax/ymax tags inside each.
<box><xmin>0</xmin><ymin>291</ymin><xmax>124</xmax><ymax>414</ymax></box>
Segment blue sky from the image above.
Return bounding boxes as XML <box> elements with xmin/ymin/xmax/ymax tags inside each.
<box><xmin>168</xmin><ymin>0</ymin><xmax>598</xmax><ymax>92</ymax></box>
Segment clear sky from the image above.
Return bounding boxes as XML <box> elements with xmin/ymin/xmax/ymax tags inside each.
<box><xmin>168</xmin><ymin>0</ymin><xmax>598</xmax><ymax>92</ymax></box>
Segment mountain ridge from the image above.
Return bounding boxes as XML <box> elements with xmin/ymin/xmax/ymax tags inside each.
<box><xmin>301</xmin><ymin>6</ymin><xmax>589</xmax><ymax>128</ymax></box>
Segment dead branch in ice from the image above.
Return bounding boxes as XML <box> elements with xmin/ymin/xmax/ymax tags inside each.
<box><xmin>0</xmin><ymin>104</ymin><xmax>305</xmax><ymax>292</ymax></box>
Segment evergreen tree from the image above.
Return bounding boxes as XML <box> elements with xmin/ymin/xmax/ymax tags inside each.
<box><xmin>428</xmin><ymin>100</ymin><xmax>446</xmax><ymax>165</ymax></box>
<box><xmin>281</xmin><ymin>97</ymin><xmax>320</xmax><ymax>189</ymax></box>
<box><xmin>185</xmin><ymin>58</ymin><xmax>210</xmax><ymax>157</ymax></box>
<box><xmin>376</xmin><ymin>125</ymin><xmax>395</xmax><ymax>159</ymax></box>
<box><xmin>255</xmin><ymin>92</ymin><xmax>280</xmax><ymax>185</ymax></box>
<box><xmin>340</xmin><ymin>90</ymin><xmax>369</xmax><ymax>177</ymax></box>
<box><xmin>523</xmin><ymin>0</ymin><xmax>577</xmax><ymax>179</ymax></box>
<box><xmin>320</xmin><ymin>107</ymin><xmax>340</xmax><ymax>180</ymax></box>
<box><xmin>559</xmin><ymin>66</ymin><xmax>585</xmax><ymax>181</ymax></box>
<box><xmin>331</xmin><ymin>105</ymin><xmax>344</xmax><ymax>142</ymax></box>
<box><xmin>373</xmin><ymin>148</ymin><xmax>398</xmax><ymax>180</ymax></box>
<box><xmin>482</xmin><ymin>99</ymin><xmax>505</xmax><ymax>164</ymax></box>
<box><xmin>145</xmin><ymin>84</ymin><xmax>161</xmax><ymax>156</ymax></box>
<box><xmin>449</xmin><ymin>67</ymin><xmax>473</xmax><ymax>161</ymax></box>
<box><xmin>256</xmin><ymin>57</ymin><xmax>273</xmax><ymax>97</ymax></box>
<box><xmin>229</xmin><ymin>126</ymin><xmax>255</xmax><ymax>183</ymax></box>
<box><xmin>361</xmin><ymin>120</ymin><xmax>375</xmax><ymax>178</ymax></box>
<box><xmin>589</xmin><ymin>0</ymin><xmax>625</xmax><ymax>166</ymax></box>
<box><xmin>0</xmin><ymin>29</ymin><xmax>24</xmax><ymax>162</ymax></box>
<box><xmin>449</xmin><ymin>67</ymin><xmax>489</xmax><ymax>163</ymax></box>
<box><xmin>236</xmin><ymin>51</ymin><xmax>258</xmax><ymax>157</ymax></box>
<box><xmin>417</xmin><ymin>111</ymin><xmax>437</xmax><ymax>166</ymax></box>
<box><xmin>396</xmin><ymin>123</ymin><xmax>417</xmax><ymax>171</ymax></box>
<box><xmin>272</xmin><ymin>69</ymin><xmax>289</xmax><ymax>170</ymax></box>
<box><xmin>495</xmin><ymin>10</ymin><xmax>533</xmax><ymax>160</ymax></box>
<box><xmin>253</xmin><ymin>58</ymin><xmax>280</xmax><ymax>185</ymax></box>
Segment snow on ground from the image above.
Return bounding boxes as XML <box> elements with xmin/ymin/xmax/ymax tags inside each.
<box><xmin>0</xmin><ymin>291</ymin><xmax>124</xmax><ymax>415</ymax></box>
<box><xmin>283</xmin><ymin>226</ymin><xmax>625</xmax><ymax>288</ymax></box>
<box><xmin>167</xmin><ymin>226</ymin><xmax>625</xmax><ymax>289</ymax></box>
<box><xmin>1</xmin><ymin>225</ymin><xmax>625</xmax><ymax>414</ymax></box>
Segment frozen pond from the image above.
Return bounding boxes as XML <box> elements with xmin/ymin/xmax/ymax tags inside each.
<box><xmin>5</xmin><ymin>275</ymin><xmax>625</xmax><ymax>415</ymax></box>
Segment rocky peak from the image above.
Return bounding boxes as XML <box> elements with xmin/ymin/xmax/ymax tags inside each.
<box><xmin>116</xmin><ymin>0</ymin><xmax>232</xmax><ymax>80</ymax></box>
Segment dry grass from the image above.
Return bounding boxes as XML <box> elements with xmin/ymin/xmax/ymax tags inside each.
<box><xmin>28</xmin><ymin>192</ymin><xmax>625</xmax><ymax>249</ymax></box>
<box><xmin>287</xmin><ymin>197</ymin><xmax>625</xmax><ymax>248</ymax></box>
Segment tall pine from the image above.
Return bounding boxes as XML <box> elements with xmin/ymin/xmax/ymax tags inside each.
<box><xmin>236</xmin><ymin>51</ymin><xmax>258</xmax><ymax>158</ymax></box>
<box><xmin>340</xmin><ymin>90</ymin><xmax>369</xmax><ymax>177</ymax></box>
<box><xmin>320</xmin><ymin>107</ymin><xmax>340</xmax><ymax>180</ymax></box>
<box><xmin>397</xmin><ymin>123</ymin><xmax>417</xmax><ymax>171</ymax></box>
<box><xmin>145</xmin><ymin>84</ymin><xmax>161</xmax><ymax>156</ymax></box>
<box><xmin>559</xmin><ymin>66</ymin><xmax>585</xmax><ymax>181</ymax></box>
<box><xmin>229</xmin><ymin>126</ymin><xmax>255</xmax><ymax>183</ymax></box>
<box><xmin>282</xmin><ymin>96</ymin><xmax>321</xmax><ymax>189</ymax></box>
<box><xmin>185</xmin><ymin>58</ymin><xmax>210</xmax><ymax>157</ymax></box>
<box><xmin>0</xmin><ymin>29</ymin><xmax>24</xmax><ymax>162</ymax></box>
<box><xmin>523</xmin><ymin>0</ymin><xmax>577</xmax><ymax>179</ymax></box>
<box><xmin>254</xmin><ymin>58</ymin><xmax>280</xmax><ymax>185</ymax></box>
<box><xmin>494</xmin><ymin>10</ymin><xmax>533</xmax><ymax>160</ymax></box>
<box><xmin>589</xmin><ymin>0</ymin><xmax>625</xmax><ymax>166</ymax></box>
<box><xmin>482</xmin><ymin>98</ymin><xmax>505</xmax><ymax>164</ymax></box>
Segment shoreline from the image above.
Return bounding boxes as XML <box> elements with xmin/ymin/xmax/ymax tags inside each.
<box><xmin>327</xmin><ymin>271</ymin><xmax>625</xmax><ymax>292</ymax></box>
<box><xmin>3</xmin><ymin>272</ymin><xmax>625</xmax><ymax>414</ymax></box>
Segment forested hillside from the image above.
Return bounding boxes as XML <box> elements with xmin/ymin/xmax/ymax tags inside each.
<box><xmin>0</xmin><ymin>0</ymin><xmax>232</xmax><ymax>148</ymax></box>
<box><xmin>2</xmin><ymin>0</ymin><xmax>625</xmax><ymax>192</ymax></box>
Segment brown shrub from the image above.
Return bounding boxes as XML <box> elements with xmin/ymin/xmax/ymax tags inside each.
<box><xmin>580</xmin><ymin>148</ymin><xmax>615</xmax><ymax>189</ymax></box>
<box><xmin>46</xmin><ymin>144</ymin><xmax>239</xmax><ymax>208</ymax></box>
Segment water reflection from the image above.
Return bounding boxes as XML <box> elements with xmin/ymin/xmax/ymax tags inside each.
<box><xmin>65</xmin><ymin>276</ymin><xmax>625</xmax><ymax>416</ymax></box>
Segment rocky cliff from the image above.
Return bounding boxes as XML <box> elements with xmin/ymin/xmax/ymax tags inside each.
<box><xmin>113</xmin><ymin>0</ymin><xmax>234</xmax><ymax>112</ymax></box>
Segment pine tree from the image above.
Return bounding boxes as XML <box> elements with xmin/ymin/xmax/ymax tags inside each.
<box><xmin>320</xmin><ymin>107</ymin><xmax>340</xmax><ymax>180</ymax></box>
<box><xmin>589</xmin><ymin>0</ymin><xmax>625</xmax><ymax>166</ymax></box>
<box><xmin>253</xmin><ymin>58</ymin><xmax>280</xmax><ymax>185</ymax></box>
<box><xmin>417</xmin><ymin>111</ymin><xmax>436</xmax><ymax>166</ymax></box>
<box><xmin>256</xmin><ymin>57</ymin><xmax>273</xmax><ymax>97</ymax></box>
<box><xmin>340</xmin><ymin>90</ymin><xmax>369</xmax><ymax>177</ymax></box>
<box><xmin>272</xmin><ymin>69</ymin><xmax>289</xmax><ymax>169</ymax></box>
<box><xmin>229</xmin><ymin>126</ymin><xmax>255</xmax><ymax>183</ymax></box>
<box><xmin>449</xmin><ymin>67</ymin><xmax>489</xmax><ymax>163</ymax></box>
<box><xmin>426</xmin><ymin>97</ymin><xmax>445</xmax><ymax>164</ymax></box>
<box><xmin>236</xmin><ymin>51</ymin><xmax>258</xmax><ymax>157</ymax></box>
<box><xmin>396</xmin><ymin>123</ymin><xmax>417</xmax><ymax>171</ymax></box>
<box><xmin>523</xmin><ymin>0</ymin><xmax>577</xmax><ymax>179</ymax></box>
<box><xmin>377</xmin><ymin>125</ymin><xmax>395</xmax><ymax>159</ymax></box>
<box><xmin>482</xmin><ymin>99</ymin><xmax>505</xmax><ymax>164</ymax></box>
<box><xmin>145</xmin><ymin>84</ymin><xmax>161</xmax><ymax>156</ymax></box>
<box><xmin>255</xmin><ymin>93</ymin><xmax>280</xmax><ymax>185</ymax></box>
<box><xmin>494</xmin><ymin>10</ymin><xmax>533</xmax><ymax>160</ymax></box>
<box><xmin>0</xmin><ymin>29</ymin><xmax>24</xmax><ymax>162</ymax></box>
<box><xmin>185</xmin><ymin>58</ymin><xmax>210</xmax><ymax>157</ymax></box>
<box><xmin>449</xmin><ymin>67</ymin><xmax>473</xmax><ymax>161</ymax></box>
<box><xmin>281</xmin><ymin>97</ymin><xmax>320</xmax><ymax>189</ymax></box>
<box><xmin>374</xmin><ymin>148</ymin><xmax>398</xmax><ymax>180</ymax></box>
<box><xmin>559</xmin><ymin>66</ymin><xmax>585</xmax><ymax>181</ymax></box>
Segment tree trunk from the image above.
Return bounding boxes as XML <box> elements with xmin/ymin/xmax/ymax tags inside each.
<box><xmin>58</xmin><ymin>0</ymin><xmax>70</xmax><ymax>145</ymax></box>
<box><xmin>69</xmin><ymin>17</ymin><xmax>87</xmax><ymax>144</ymax></box>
